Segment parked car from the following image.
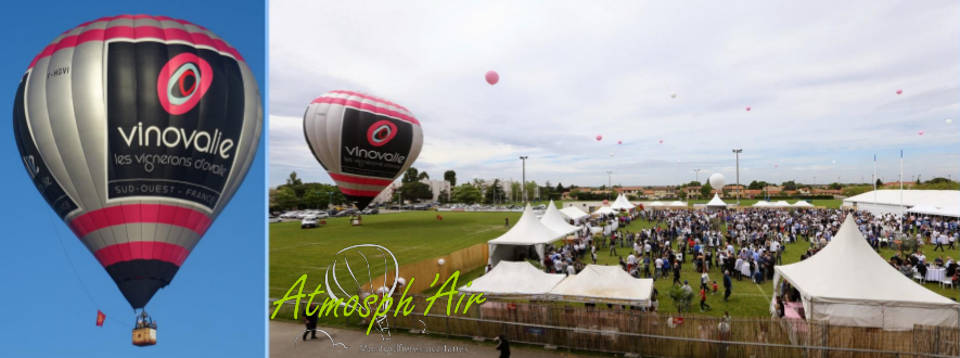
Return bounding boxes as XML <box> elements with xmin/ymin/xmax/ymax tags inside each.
<box><xmin>361</xmin><ymin>208</ymin><xmax>379</xmax><ymax>215</ymax></box>
<box><xmin>301</xmin><ymin>216</ymin><xmax>319</xmax><ymax>229</ymax></box>
<box><xmin>268</xmin><ymin>216</ymin><xmax>281</xmax><ymax>223</ymax></box>
<box><xmin>333</xmin><ymin>208</ymin><xmax>358</xmax><ymax>217</ymax></box>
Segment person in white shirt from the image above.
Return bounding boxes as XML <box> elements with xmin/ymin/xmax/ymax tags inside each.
<box><xmin>654</xmin><ymin>257</ymin><xmax>664</xmax><ymax>279</ymax></box>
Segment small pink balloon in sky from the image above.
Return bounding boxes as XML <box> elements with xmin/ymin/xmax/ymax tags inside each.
<box><xmin>658</xmin><ymin>139</ymin><xmax>664</xmax><ymax>144</ymax></box>
<box><xmin>745</xmin><ymin>106</ymin><xmax>751</xmax><ymax>112</ymax></box>
<box><xmin>617</xmin><ymin>140</ymin><xmax>622</xmax><ymax>145</ymax></box>
<box><xmin>896</xmin><ymin>89</ymin><xmax>902</xmax><ymax>95</ymax></box>
<box><xmin>774</xmin><ymin>164</ymin><xmax>779</xmax><ymax>168</ymax></box>
<box><xmin>485</xmin><ymin>70</ymin><xmax>499</xmax><ymax>85</ymax></box>
<box><xmin>918</xmin><ymin>130</ymin><xmax>924</xmax><ymax>136</ymax></box>
<box><xmin>596</xmin><ymin>135</ymin><xmax>603</xmax><ymax>141</ymax></box>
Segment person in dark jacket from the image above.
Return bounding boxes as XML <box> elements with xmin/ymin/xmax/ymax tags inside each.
<box><xmin>723</xmin><ymin>270</ymin><xmax>732</xmax><ymax>302</ymax></box>
<box><xmin>303</xmin><ymin>305</ymin><xmax>318</xmax><ymax>340</ymax></box>
<box><xmin>496</xmin><ymin>334</ymin><xmax>511</xmax><ymax>357</ymax></box>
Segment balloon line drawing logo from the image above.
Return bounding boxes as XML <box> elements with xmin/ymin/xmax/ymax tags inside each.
<box><xmin>156</xmin><ymin>52</ymin><xmax>213</xmax><ymax>115</ymax></box>
<box><xmin>366</xmin><ymin>120</ymin><xmax>398</xmax><ymax>147</ymax></box>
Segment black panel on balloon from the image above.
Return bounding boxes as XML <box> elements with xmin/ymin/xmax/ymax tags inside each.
<box><xmin>104</xmin><ymin>260</ymin><xmax>180</xmax><ymax>309</ymax></box>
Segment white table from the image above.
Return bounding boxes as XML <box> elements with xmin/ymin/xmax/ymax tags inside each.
<box><xmin>924</xmin><ymin>267</ymin><xmax>946</xmax><ymax>282</ymax></box>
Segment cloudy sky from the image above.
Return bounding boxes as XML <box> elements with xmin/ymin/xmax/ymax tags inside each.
<box><xmin>269</xmin><ymin>1</ymin><xmax>959</xmax><ymax>188</ymax></box>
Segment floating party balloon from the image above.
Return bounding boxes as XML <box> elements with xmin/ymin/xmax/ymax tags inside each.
<box><xmin>774</xmin><ymin>164</ymin><xmax>779</xmax><ymax>168</ymax></box>
<box><xmin>14</xmin><ymin>15</ymin><xmax>262</xmax><ymax>313</ymax></box>
<box><xmin>745</xmin><ymin>106</ymin><xmax>751</xmax><ymax>111</ymax></box>
<box><xmin>708</xmin><ymin>173</ymin><xmax>726</xmax><ymax>189</ymax></box>
<box><xmin>918</xmin><ymin>130</ymin><xmax>924</xmax><ymax>136</ymax></box>
<box><xmin>658</xmin><ymin>139</ymin><xmax>664</xmax><ymax>144</ymax></box>
<box><xmin>304</xmin><ymin>90</ymin><xmax>423</xmax><ymax>210</ymax></box>
<box><xmin>617</xmin><ymin>140</ymin><xmax>622</xmax><ymax>145</ymax></box>
<box><xmin>896</xmin><ymin>89</ymin><xmax>902</xmax><ymax>95</ymax></box>
<box><xmin>596</xmin><ymin>135</ymin><xmax>603</xmax><ymax>141</ymax></box>
<box><xmin>485</xmin><ymin>70</ymin><xmax>499</xmax><ymax>85</ymax></box>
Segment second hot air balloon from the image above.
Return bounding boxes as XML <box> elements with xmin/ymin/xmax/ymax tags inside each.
<box><xmin>303</xmin><ymin>90</ymin><xmax>423</xmax><ymax>210</ymax></box>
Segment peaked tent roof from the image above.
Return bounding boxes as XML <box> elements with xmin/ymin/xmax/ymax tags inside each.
<box><xmin>593</xmin><ymin>205</ymin><xmax>616</xmax><ymax>216</ymax></box>
<box><xmin>773</xmin><ymin>200</ymin><xmax>791</xmax><ymax>207</ymax></box>
<box><xmin>611</xmin><ymin>194</ymin><xmax>636</xmax><ymax>210</ymax></box>
<box><xmin>648</xmin><ymin>201</ymin><xmax>665</xmax><ymax>206</ymax></box>
<box><xmin>667</xmin><ymin>201</ymin><xmax>688</xmax><ymax>207</ymax></box>
<box><xmin>548</xmin><ymin>265</ymin><xmax>654</xmax><ymax>306</ymax></box>
<box><xmin>775</xmin><ymin>215</ymin><xmax>958</xmax><ymax>329</ymax></box>
<box><xmin>559</xmin><ymin>206</ymin><xmax>589</xmax><ymax>221</ymax></box>
<box><xmin>706</xmin><ymin>193</ymin><xmax>728</xmax><ymax>207</ymax></box>
<box><xmin>792</xmin><ymin>200</ymin><xmax>814</xmax><ymax>207</ymax></box>
<box><xmin>541</xmin><ymin>201</ymin><xmax>581</xmax><ymax>236</ymax></box>
<box><xmin>489</xmin><ymin>204</ymin><xmax>565</xmax><ymax>245</ymax></box>
<box><xmin>753</xmin><ymin>201</ymin><xmax>771</xmax><ymax>207</ymax></box>
<box><xmin>459</xmin><ymin>261</ymin><xmax>565</xmax><ymax>298</ymax></box>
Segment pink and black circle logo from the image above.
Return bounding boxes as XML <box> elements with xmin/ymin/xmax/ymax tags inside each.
<box><xmin>366</xmin><ymin>120</ymin><xmax>398</xmax><ymax>147</ymax></box>
<box><xmin>156</xmin><ymin>53</ymin><xmax>213</xmax><ymax>115</ymax></box>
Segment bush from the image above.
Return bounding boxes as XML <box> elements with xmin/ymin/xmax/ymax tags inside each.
<box><xmin>668</xmin><ymin>285</ymin><xmax>694</xmax><ymax>313</ymax></box>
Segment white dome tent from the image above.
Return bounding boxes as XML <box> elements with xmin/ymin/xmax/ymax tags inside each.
<box><xmin>540</xmin><ymin>200</ymin><xmax>582</xmax><ymax>236</ymax></box>
<box><xmin>792</xmin><ymin>200</ymin><xmax>814</xmax><ymax>208</ymax></box>
<box><xmin>459</xmin><ymin>261</ymin><xmax>565</xmax><ymax>299</ymax></box>
<box><xmin>842</xmin><ymin>190</ymin><xmax>960</xmax><ymax>217</ymax></box>
<box><xmin>753</xmin><ymin>201</ymin><xmax>771</xmax><ymax>207</ymax></box>
<box><xmin>706</xmin><ymin>193</ymin><xmax>728</xmax><ymax>208</ymax></box>
<box><xmin>548</xmin><ymin>265</ymin><xmax>654</xmax><ymax>307</ymax></box>
<box><xmin>611</xmin><ymin>194</ymin><xmax>636</xmax><ymax>211</ymax></box>
<box><xmin>559</xmin><ymin>206</ymin><xmax>589</xmax><ymax>223</ymax></box>
<box><xmin>488</xmin><ymin>204</ymin><xmax>566</xmax><ymax>266</ymax></box>
<box><xmin>772</xmin><ymin>215</ymin><xmax>959</xmax><ymax>330</ymax></box>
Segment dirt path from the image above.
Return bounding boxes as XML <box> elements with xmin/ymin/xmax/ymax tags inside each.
<box><xmin>270</xmin><ymin>321</ymin><xmax>599</xmax><ymax>358</ymax></box>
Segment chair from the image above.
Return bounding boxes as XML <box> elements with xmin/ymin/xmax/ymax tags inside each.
<box><xmin>912</xmin><ymin>268</ymin><xmax>923</xmax><ymax>282</ymax></box>
<box><xmin>941</xmin><ymin>279</ymin><xmax>954</xmax><ymax>289</ymax></box>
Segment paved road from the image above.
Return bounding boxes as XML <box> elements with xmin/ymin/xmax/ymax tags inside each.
<box><xmin>270</xmin><ymin>321</ymin><xmax>598</xmax><ymax>358</ymax></box>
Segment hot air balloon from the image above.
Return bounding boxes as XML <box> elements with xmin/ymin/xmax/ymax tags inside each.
<box><xmin>745</xmin><ymin>106</ymin><xmax>751</xmax><ymax>112</ymax></box>
<box><xmin>596</xmin><ymin>135</ymin><xmax>603</xmax><ymax>141</ymax></box>
<box><xmin>708</xmin><ymin>173</ymin><xmax>725</xmax><ymax>189</ymax></box>
<box><xmin>918</xmin><ymin>130</ymin><xmax>924</xmax><ymax>136</ymax></box>
<box><xmin>896</xmin><ymin>89</ymin><xmax>902</xmax><ymax>95</ymax></box>
<box><xmin>485</xmin><ymin>70</ymin><xmax>499</xmax><ymax>85</ymax></box>
<box><xmin>304</xmin><ymin>90</ymin><xmax>423</xmax><ymax>210</ymax></box>
<box><xmin>13</xmin><ymin>15</ymin><xmax>262</xmax><ymax>342</ymax></box>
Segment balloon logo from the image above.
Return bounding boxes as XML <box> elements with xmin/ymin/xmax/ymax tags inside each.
<box><xmin>304</xmin><ymin>90</ymin><xmax>423</xmax><ymax>210</ymax></box>
<box><xmin>745</xmin><ymin>106</ymin><xmax>751</xmax><ymax>111</ymax></box>
<box><xmin>157</xmin><ymin>53</ymin><xmax>214</xmax><ymax>115</ymax></box>
<box><xmin>485</xmin><ymin>70</ymin><xmax>499</xmax><ymax>85</ymax></box>
<box><xmin>366</xmin><ymin>120</ymin><xmax>398</xmax><ymax>147</ymax></box>
<box><xmin>14</xmin><ymin>15</ymin><xmax>262</xmax><ymax>312</ymax></box>
<box><xmin>596</xmin><ymin>135</ymin><xmax>603</xmax><ymax>141</ymax></box>
<box><xmin>896</xmin><ymin>89</ymin><xmax>902</xmax><ymax>95</ymax></box>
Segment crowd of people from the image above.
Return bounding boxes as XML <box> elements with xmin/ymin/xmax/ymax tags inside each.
<box><xmin>538</xmin><ymin>205</ymin><xmax>960</xmax><ymax>313</ymax></box>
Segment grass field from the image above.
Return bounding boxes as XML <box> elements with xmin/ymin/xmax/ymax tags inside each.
<box><xmin>270</xmin><ymin>208</ymin><xmax>958</xmax><ymax>323</ymax></box>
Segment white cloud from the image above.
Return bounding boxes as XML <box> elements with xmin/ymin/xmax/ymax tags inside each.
<box><xmin>269</xmin><ymin>0</ymin><xmax>960</xmax><ymax>187</ymax></box>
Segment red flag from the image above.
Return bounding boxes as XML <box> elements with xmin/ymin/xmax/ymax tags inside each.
<box><xmin>96</xmin><ymin>310</ymin><xmax>106</xmax><ymax>327</ymax></box>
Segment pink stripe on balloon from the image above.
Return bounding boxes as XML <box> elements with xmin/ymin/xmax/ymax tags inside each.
<box><xmin>329</xmin><ymin>173</ymin><xmax>395</xmax><ymax>186</ymax></box>
<box><xmin>338</xmin><ymin>187</ymin><xmax>384</xmax><ymax>197</ymax></box>
<box><xmin>311</xmin><ymin>97</ymin><xmax>420</xmax><ymax>125</ymax></box>
<box><xmin>94</xmin><ymin>241</ymin><xmax>189</xmax><ymax>267</ymax></box>
<box><xmin>69</xmin><ymin>204</ymin><xmax>212</xmax><ymax>238</ymax></box>
<box><xmin>28</xmin><ymin>25</ymin><xmax>243</xmax><ymax>70</ymax></box>
<box><xmin>326</xmin><ymin>90</ymin><xmax>411</xmax><ymax>113</ymax></box>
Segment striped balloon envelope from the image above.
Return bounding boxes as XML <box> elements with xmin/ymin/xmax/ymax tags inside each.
<box><xmin>13</xmin><ymin>15</ymin><xmax>262</xmax><ymax>309</ymax></box>
<box><xmin>303</xmin><ymin>90</ymin><xmax>423</xmax><ymax>210</ymax></box>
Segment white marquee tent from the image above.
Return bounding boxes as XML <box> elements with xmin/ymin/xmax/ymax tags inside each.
<box><xmin>540</xmin><ymin>200</ymin><xmax>581</xmax><ymax>236</ymax></box>
<box><xmin>706</xmin><ymin>194</ymin><xmax>728</xmax><ymax>208</ymax></box>
<box><xmin>843</xmin><ymin>190</ymin><xmax>960</xmax><ymax>217</ymax></box>
<box><xmin>559</xmin><ymin>206</ymin><xmax>589</xmax><ymax>222</ymax></box>
<box><xmin>611</xmin><ymin>194</ymin><xmax>636</xmax><ymax>210</ymax></box>
<box><xmin>773</xmin><ymin>200</ymin><xmax>791</xmax><ymax>208</ymax></box>
<box><xmin>772</xmin><ymin>215</ymin><xmax>959</xmax><ymax>330</ymax></box>
<box><xmin>488</xmin><ymin>204</ymin><xmax>565</xmax><ymax>266</ymax></box>
<box><xmin>906</xmin><ymin>205</ymin><xmax>960</xmax><ymax>218</ymax></box>
<box><xmin>593</xmin><ymin>205</ymin><xmax>616</xmax><ymax>216</ymax></box>
<box><xmin>459</xmin><ymin>261</ymin><xmax>566</xmax><ymax>298</ymax></box>
<box><xmin>792</xmin><ymin>200</ymin><xmax>814</xmax><ymax>208</ymax></box>
<box><xmin>667</xmin><ymin>201</ymin><xmax>688</xmax><ymax>208</ymax></box>
<box><xmin>548</xmin><ymin>265</ymin><xmax>654</xmax><ymax>306</ymax></box>
<box><xmin>753</xmin><ymin>201</ymin><xmax>771</xmax><ymax>207</ymax></box>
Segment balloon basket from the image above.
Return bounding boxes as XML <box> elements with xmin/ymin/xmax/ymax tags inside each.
<box><xmin>132</xmin><ymin>327</ymin><xmax>157</xmax><ymax>346</ymax></box>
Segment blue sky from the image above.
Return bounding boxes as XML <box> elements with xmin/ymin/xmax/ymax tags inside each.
<box><xmin>269</xmin><ymin>0</ymin><xmax>959</xmax><ymax>188</ymax></box>
<box><xmin>0</xmin><ymin>0</ymin><xmax>266</xmax><ymax>357</ymax></box>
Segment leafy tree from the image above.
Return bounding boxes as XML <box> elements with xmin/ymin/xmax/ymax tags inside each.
<box><xmin>510</xmin><ymin>181</ymin><xmax>522</xmax><ymax>202</ymax></box>
<box><xmin>301</xmin><ymin>189</ymin><xmax>326</xmax><ymax>209</ymax></box>
<box><xmin>842</xmin><ymin>185</ymin><xmax>872</xmax><ymax>197</ymax></box>
<box><xmin>443</xmin><ymin>170</ymin><xmax>457</xmax><ymax>187</ymax></box>
<box><xmin>927</xmin><ymin>177</ymin><xmax>951</xmax><ymax>184</ymax></box>
<box><xmin>418</xmin><ymin>171</ymin><xmax>430</xmax><ymax>181</ymax></box>
<box><xmin>700</xmin><ymin>182</ymin><xmax>713</xmax><ymax>197</ymax></box>
<box><xmin>438</xmin><ymin>189</ymin><xmax>450</xmax><ymax>203</ymax></box>
<box><xmin>828</xmin><ymin>182</ymin><xmax>842</xmax><ymax>190</ymax></box>
<box><xmin>876</xmin><ymin>178</ymin><xmax>883</xmax><ymax>187</ymax></box>
<box><xmin>402</xmin><ymin>168</ymin><xmax>421</xmax><ymax>183</ymax></box>
<box><xmin>524</xmin><ymin>181</ymin><xmax>538</xmax><ymax>201</ymax></box>
<box><xmin>452</xmin><ymin>184</ymin><xmax>483</xmax><ymax>204</ymax></box>
<box><xmin>556</xmin><ymin>182</ymin><xmax>565</xmax><ymax>193</ymax></box>
<box><xmin>272</xmin><ymin>186</ymin><xmax>299</xmax><ymax>210</ymax></box>
<box><xmin>781</xmin><ymin>181</ymin><xmax>797</xmax><ymax>191</ymax></box>
<box><xmin>484</xmin><ymin>179</ymin><xmax>507</xmax><ymax>203</ymax></box>
<box><xmin>286</xmin><ymin>171</ymin><xmax>303</xmax><ymax>186</ymax></box>
<box><xmin>400</xmin><ymin>181</ymin><xmax>433</xmax><ymax>201</ymax></box>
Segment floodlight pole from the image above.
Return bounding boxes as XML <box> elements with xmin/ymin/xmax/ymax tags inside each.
<box><xmin>607</xmin><ymin>171</ymin><xmax>613</xmax><ymax>200</ymax></box>
<box><xmin>733</xmin><ymin>149</ymin><xmax>743</xmax><ymax>205</ymax></box>
<box><xmin>520</xmin><ymin>156</ymin><xmax>528</xmax><ymax>203</ymax></box>
<box><xmin>694</xmin><ymin>168</ymin><xmax>701</xmax><ymax>184</ymax></box>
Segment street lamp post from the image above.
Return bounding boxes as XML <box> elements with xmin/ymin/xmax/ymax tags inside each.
<box><xmin>519</xmin><ymin>156</ymin><xmax>528</xmax><ymax>203</ymax></box>
<box><xmin>694</xmin><ymin>168</ymin><xmax>701</xmax><ymax>184</ymax></box>
<box><xmin>732</xmin><ymin>149</ymin><xmax>743</xmax><ymax>205</ymax></box>
<box><xmin>606</xmin><ymin>171</ymin><xmax>613</xmax><ymax>200</ymax></box>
